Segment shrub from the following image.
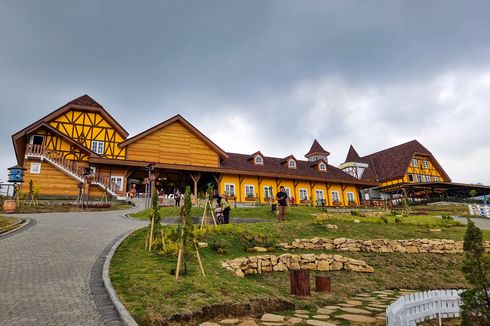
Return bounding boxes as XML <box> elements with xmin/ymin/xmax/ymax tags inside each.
<box><xmin>236</xmin><ymin>231</ymin><xmax>277</xmax><ymax>251</ymax></box>
<box><xmin>313</xmin><ymin>213</ymin><xmax>329</xmax><ymax>225</ymax></box>
<box><xmin>395</xmin><ymin>216</ymin><xmax>402</xmax><ymax>224</ymax></box>
<box><xmin>210</xmin><ymin>238</ymin><xmax>229</xmax><ymax>255</ymax></box>
<box><xmin>381</xmin><ymin>216</ymin><xmax>389</xmax><ymax>224</ymax></box>
<box><xmin>441</xmin><ymin>214</ymin><xmax>453</xmax><ymax>220</ymax></box>
<box><xmin>350</xmin><ymin>210</ymin><xmax>360</xmax><ymax>216</ymax></box>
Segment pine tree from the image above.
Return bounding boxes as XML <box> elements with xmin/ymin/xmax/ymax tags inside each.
<box><xmin>460</xmin><ymin>220</ymin><xmax>490</xmax><ymax>326</ymax></box>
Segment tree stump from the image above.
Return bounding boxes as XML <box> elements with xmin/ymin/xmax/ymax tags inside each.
<box><xmin>315</xmin><ymin>275</ymin><xmax>331</xmax><ymax>292</ymax></box>
<box><xmin>290</xmin><ymin>269</ymin><xmax>310</xmax><ymax>296</ymax></box>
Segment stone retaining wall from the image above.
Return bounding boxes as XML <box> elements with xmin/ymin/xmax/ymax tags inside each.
<box><xmin>279</xmin><ymin>237</ymin><xmax>490</xmax><ymax>254</ymax></box>
<box><xmin>222</xmin><ymin>254</ymin><xmax>374</xmax><ymax>277</ymax></box>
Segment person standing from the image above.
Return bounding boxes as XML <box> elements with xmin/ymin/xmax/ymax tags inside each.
<box><xmin>276</xmin><ymin>186</ymin><xmax>288</xmax><ymax>222</ymax></box>
<box><xmin>174</xmin><ymin>188</ymin><xmax>181</xmax><ymax>206</ymax></box>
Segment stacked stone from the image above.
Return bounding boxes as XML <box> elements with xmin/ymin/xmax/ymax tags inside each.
<box><xmin>279</xmin><ymin>237</ymin><xmax>490</xmax><ymax>254</ymax></box>
<box><xmin>221</xmin><ymin>253</ymin><xmax>374</xmax><ymax>277</ymax></box>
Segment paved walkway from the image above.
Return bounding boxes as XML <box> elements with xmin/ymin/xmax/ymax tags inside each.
<box><xmin>453</xmin><ymin>216</ymin><xmax>490</xmax><ymax>230</ymax></box>
<box><xmin>0</xmin><ymin>204</ymin><xmax>146</xmax><ymax>326</ymax></box>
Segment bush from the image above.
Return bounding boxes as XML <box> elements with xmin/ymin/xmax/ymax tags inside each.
<box><xmin>313</xmin><ymin>213</ymin><xmax>329</xmax><ymax>225</ymax></box>
<box><xmin>395</xmin><ymin>216</ymin><xmax>402</xmax><ymax>224</ymax></box>
<box><xmin>381</xmin><ymin>216</ymin><xmax>389</xmax><ymax>224</ymax></box>
<box><xmin>210</xmin><ymin>238</ymin><xmax>229</xmax><ymax>255</ymax></box>
<box><xmin>441</xmin><ymin>214</ymin><xmax>453</xmax><ymax>220</ymax></box>
<box><xmin>350</xmin><ymin>210</ymin><xmax>360</xmax><ymax>216</ymax></box>
<box><xmin>236</xmin><ymin>231</ymin><xmax>277</xmax><ymax>251</ymax></box>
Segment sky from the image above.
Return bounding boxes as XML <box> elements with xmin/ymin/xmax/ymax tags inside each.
<box><xmin>1</xmin><ymin>1</ymin><xmax>489</xmax><ymax>184</ymax></box>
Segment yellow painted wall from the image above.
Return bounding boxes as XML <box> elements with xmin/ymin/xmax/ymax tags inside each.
<box><xmin>49</xmin><ymin>109</ymin><xmax>126</xmax><ymax>159</ymax></box>
<box><xmin>126</xmin><ymin>121</ymin><xmax>220</xmax><ymax>167</ymax></box>
<box><xmin>32</xmin><ymin>128</ymin><xmax>89</xmax><ymax>161</ymax></box>
<box><xmin>22</xmin><ymin>159</ymin><xmax>82</xmax><ymax>197</ymax></box>
<box><xmin>405</xmin><ymin>155</ymin><xmax>445</xmax><ymax>182</ymax></box>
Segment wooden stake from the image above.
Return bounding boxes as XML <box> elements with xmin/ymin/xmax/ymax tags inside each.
<box><xmin>160</xmin><ymin>228</ymin><xmax>165</xmax><ymax>249</ymax></box>
<box><xmin>148</xmin><ymin>215</ymin><xmax>154</xmax><ymax>252</ymax></box>
<box><xmin>195</xmin><ymin>243</ymin><xmax>206</xmax><ymax>278</ymax></box>
<box><xmin>175</xmin><ymin>248</ymin><xmax>183</xmax><ymax>279</ymax></box>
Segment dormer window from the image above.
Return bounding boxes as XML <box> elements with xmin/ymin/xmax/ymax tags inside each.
<box><xmin>319</xmin><ymin>162</ymin><xmax>327</xmax><ymax>171</ymax></box>
<box><xmin>288</xmin><ymin>159</ymin><xmax>296</xmax><ymax>168</ymax></box>
<box><xmin>254</xmin><ymin>155</ymin><xmax>263</xmax><ymax>165</ymax></box>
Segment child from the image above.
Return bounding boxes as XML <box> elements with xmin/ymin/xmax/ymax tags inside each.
<box><xmin>215</xmin><ymin>202</ymin><xmax>224</xmax><ymax>224</ymax></box>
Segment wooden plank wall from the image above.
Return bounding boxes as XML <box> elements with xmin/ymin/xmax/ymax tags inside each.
<box><xmin>22</xmin><ymin>160</ymin><xmax>81</xmax><ymax>197</ymax></box>
<box><xmin>126</xmin><ymin>121</ymin><xmax>220</xmax><ymax>167</ymax></box>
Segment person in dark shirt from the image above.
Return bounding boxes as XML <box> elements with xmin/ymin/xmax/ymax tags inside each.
<box><xmin>276</xmin><ymin>186</ymin><xmax>288</xmax><ymax>222</ymax></box>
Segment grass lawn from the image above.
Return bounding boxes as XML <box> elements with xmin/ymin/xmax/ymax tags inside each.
<box><xmin>0</xmin><ymin>215</ymin><xmax>22</xmax><ymax>234</ymax></box>
<box><xmin>111</xmin><ymin>204</ymin><xmax>489</xmax><ymax>325</ymax></box>
<box><xmin>0</xmin><ymin>201</ymin><xmax>133</xmax><ymax>214</ymax></box>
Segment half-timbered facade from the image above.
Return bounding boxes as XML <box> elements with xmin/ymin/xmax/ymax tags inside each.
<box><xmin>11</xmin><ymin>95</ymin><xmax>379</xmax><ymax>204</ymax></box>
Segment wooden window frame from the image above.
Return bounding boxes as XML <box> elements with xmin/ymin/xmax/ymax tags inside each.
<box><xmin>91</xmin><ymin>140</ymin><xmax>105</xmax><ymax>155</ymax></box>
<box><xmin>110</xmin><ymin>176</ymin><xmax>124</xmax><ymax>192</ymax></box>
<box><xmin>225</xmin><ymin>183</ymin><xmax>235</xmax><ymax>196</ymax></box>
<box><xmin>299</xmin><ymin>188</ymin><xmax>308</xmax><ymax>201</ymax></box>
<box><xmin>331</xmin><ymin>191</ymin><xmax>340</xmax><ymax>203</ymax></box>
<box><xmin>254</xmin><ymin>156</ymin><xmax>263</xmax><ymax>165</ymax></box>
<box><xmin>412</xmin><ymin>158</ymin><xmax>418</xmax><ymax>167</ymax></box>
<box><xmin>244</xmin><ymin>184</ymin><xmax>255</xmax><ymax>197</ymax></box>
<box><xmin>346</xmin><ymin>191</ymin><xmax>355</xmax><ymax>203</ymax></box>
<box><xmin>423</xmin><ymin>160</ymin><xmax>430</xmax><ymax>169</ymax></box>
<box><xmin>30</xmin><ymin>162</ymin><xmax>41</xmax><ymax>174</ymax></box>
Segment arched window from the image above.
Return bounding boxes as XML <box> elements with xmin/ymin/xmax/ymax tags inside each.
<box><xmin>255</xmin><ymin>156</ymin><xmax>263</xmax><ymax>165</ymax></box>
<box><xmin>319</xmin><ymin>163</ymin><xmax>326</xmax><ymax>171</ymax></box>
<box><xmin>288</xmin><ymin>159</ymin><xmax>296</xmax><ymax>168</ymax></box>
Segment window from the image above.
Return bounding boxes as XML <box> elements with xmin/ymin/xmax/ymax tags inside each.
<box><xmin>331</xmin><ymin>191</ymin><xmax>340</xmax><ymax>202</ymax></box>
<box><xmin>30</xmin><ymin>162</ymin><xmax>41</xmax><ymax>174</ymax></box>
<box><xmin>423</xmin><ymin>160</ymin><xmax>430</xmax><ymax>169</ymax></box>
<box><xmin>254</xmin><ymin>156</ymin><xmax>263</xmax><ymax>165</ymax></box>
<box><xmin>425</xmin><ymin>175</ymin><xmax>431</xmax><ymax>182</ymax></box>
<box><xmin>408</xmin><ymin>174</ymin><xmax>414</xmax><ymax>182</ymax></box>
<box><xmin>284</xmin><ymin>187</ymin><xmax>291</xmax><ymax>198</ymax></box>
<box><xmin>91</xmin><ymin>141</ymin><xmax>104</xmax><ymax>154</ymax></box>
<box><xmin>433</xmin><ymin>176</ymin><xmax>439</xmax><ymax>181</ymax></box>
<box><xmin>347</xmin><ymin>192</ymin><xmax>355</xmax><ymax>202</ymax></box>
<box><xmin>319</xmin><ymin>162</ymin><xmax>327</xmax><ymax>171</ymax></box>
<box><xmin>412</xmin><ymin>159</ymin><xmax>418</xmax><ymax>167</ymax></box>
<box><xmin>315</xmin><ymin>190</ymin><xmax>324</xmax><ymax>200</ymax></box>
<box><xmin>288</xmin><ymin>159</ymin><xmax>296</xmax><ymax>168</ymax></box>
<box><xmin>264</xmin><ymin>186</ymin><xmax>273</xmax><ymax>199</ymax></box>
<box><xmin>299</xmin><ymin>188</ymin><xmax>308</xmax><ymax>201</ymax></box>
<box><xmin>30</xmin><ymin>135</ymin><xmax>44</xmax><ymax>146</ymax></box>
<box><xmin>111</xmin><ymin>176</ymin><xmax>124</xmax><ymax>191</ymax></box>
<box><xmin>245</xmin><ymin>185</ymin><xmax>255</xmax><ymax>197</ymax></box>
<box><xmin>225</xmin><ymin>183</ymin><xmax>235</xmax><ymax>196</ymax></box>
<box><xmin>417</xmin><ymin>175</ymin><xmax>423</xmax><ymax>183</ymax></box>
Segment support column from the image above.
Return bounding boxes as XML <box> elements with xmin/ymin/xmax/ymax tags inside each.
<box><xmin>190</xmin><ymin>172</ymin><xmax>202</xmax><ymax>197</ymax></box>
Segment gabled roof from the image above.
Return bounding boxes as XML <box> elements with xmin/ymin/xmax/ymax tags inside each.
<box><xmin>345</xmin><ymin>145</ymin><xmax>361</xmax><ymax>162</ymax></box>
<box><xmin>280</xmin><ymin>155</ymin><xmax>297</xmax><ymax>165</ymax></box>
<box><xmin>347</xmin><ymin>140</ymin><xmax>451</xmax><ymax>182</ymax></box>
<box><xmin>119</xmin><ymin>114</ymin><xmax>229</xmax><ymax>160</ymax></box>
<box><xmin>247</xmin><ymin>151</ymin><xmax>265</xmax><ymax>161</ymax></box>
<box><xmin>305</xmin><ymin>139</ymin><xmax>330</xmax><ymax>158</ymax></box>
<box><xmin>220</xmin><ymin>153</ymin><xmax>375</xmax><ymax>185</ymax></box>
<box><xmin>11</xmin><ymin>94</ymin><xmax>127</xmax><ymax>165</ymax></box>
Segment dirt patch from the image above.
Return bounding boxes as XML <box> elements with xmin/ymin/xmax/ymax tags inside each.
<box><xmin>166</xmin><ymin>298</ymin><xmax>294</xmax><ymax>325</ymax></box>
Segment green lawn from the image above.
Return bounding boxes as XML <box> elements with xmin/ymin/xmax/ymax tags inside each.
<box><xmin>111</xmin><ymin>204</ymin><xmax>489</xmax><ymax>325</ymax></box>
<box><xmin>1</xmin><ymin>201</ymin><xmax>133</xmax><ymax>214</ymax></box>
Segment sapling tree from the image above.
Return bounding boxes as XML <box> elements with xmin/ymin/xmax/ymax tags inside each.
<box><xmin>460</xmin><ymin>220</ymin><xmax>490</xmax><ymax>326</ymax></box>
<box><xmin>179</xmin><ymin>186</ymin><xmax>194</xmax><ymax>275</ymax></box>
<box><xmin>146</xmin><ymin>189</ymin><xmax>162</xmax><ymax>251</ymax></box>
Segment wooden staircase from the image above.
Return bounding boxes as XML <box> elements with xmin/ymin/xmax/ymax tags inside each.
<box><xmin>25</xmin><ymin>144</ymin><xmax>120</xmax><ymax>197</ymax></box>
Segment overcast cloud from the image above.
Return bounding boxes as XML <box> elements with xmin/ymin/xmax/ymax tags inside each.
<box><xmin>1</xmin><ymin>1</ymin><xmax>489</xmax><ymax>184</ymax></box>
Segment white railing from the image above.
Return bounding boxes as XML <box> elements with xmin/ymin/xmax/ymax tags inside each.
<box><xmin>468</xmin><ymin>204</ymin><xmax>490</xmax><ymax>218</ymax></box>
<box><xmin>386</xmin><ymin>289</ymin><xmax>463</xmax><ymax>326</ymax></box>
<box><xmin>25</xmin><ymin>144</ymin><xmax>119</xmax><ymax>196</ymax></box>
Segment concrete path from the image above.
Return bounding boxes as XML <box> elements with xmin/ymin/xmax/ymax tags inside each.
<box><xmin>0</xmin><ymin>204</ymin><xmax>146</xmax><ymax>326</ymax></box>
<box><xmin>453</xmin><ymin>216</ymin><xmax>490</xmax><ymax>230</ymax></box>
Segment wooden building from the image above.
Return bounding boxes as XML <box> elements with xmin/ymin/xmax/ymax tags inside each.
<box><xmin>11</xmin><ymin>95</ymin><xmax>376</xmax><ymax>205</ymax></box>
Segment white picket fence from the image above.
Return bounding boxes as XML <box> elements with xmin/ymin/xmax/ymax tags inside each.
<box><xmin>386</xmin><ymin>289</ymin><xmax>463</xmax><ymax>326</ymax></box>
<box><xmin>468</xmin><ymin>204</ymin><xmax>490</xmax><ymax>218</ymax></box>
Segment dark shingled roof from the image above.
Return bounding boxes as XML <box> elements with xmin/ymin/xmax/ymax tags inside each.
<box><xmin>345</xmin><ymin>145</ymin><xmax>361</xmax><ymax>162</ymax></box>
<box><xmin>220</xmin><ymin>152</ymin><xmax>371</xmax><ymax>184</ymax></box>
<box><xmin>305</xmin><ymin>139</ymin><xmax>330</xmax><ymax>157</ymax></box>
<box><xmin>344</xmin><ymin>140</ymin><xmax>451</xmax><ymax>182</ymax></box>
<box><xmin>67</xmin><ymin>94</ymin><xmax>104</xmax><ymax>108</ymax></box>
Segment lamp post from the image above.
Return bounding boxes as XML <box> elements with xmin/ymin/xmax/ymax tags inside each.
<box><xmin>82</xmin><ymin>167</ymin><xmax>93</xmax><ymax>210</ymax></box>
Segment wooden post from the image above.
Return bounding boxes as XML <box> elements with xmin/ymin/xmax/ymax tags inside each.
<box><xmin>315</xmin><ymin>275</ymin><xmax>331</xmax><ymax>292</ymax></box>
<box><xmin>190</xmin><ymin>172</ymin><xmax>202</xmax><ymax>197</ymax></box>
<box><xmin>148</xmin><ymin>215</ymin><xmax>154</xmax><ymax>252</ymax></box>
<box><xmin>195</xmin><ymin>243</ymin><xmax>206</xmax><ymax>278</ymax></box>
<box><xmin>290</xmin><ymin>269</ymin><xmax>310</xmax><ymax>296</ymax></box>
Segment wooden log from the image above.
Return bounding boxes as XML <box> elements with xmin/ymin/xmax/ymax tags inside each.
<box><xmin>315</xmin><ymin>275</ymin><xmax>331</xmax><ymax>293</ymax></box>
<box><xmin>290</xmin><ymin>269</ymin><xmax>310</xmax><ymax>296</ymax></box>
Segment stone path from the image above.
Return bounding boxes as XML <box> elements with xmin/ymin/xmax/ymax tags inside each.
<box><xmin>0</xmin><ymin>204</ymin><xmax>146</xmax><ymax>326</ymax></box>
<box><xmin>453</xmin><ymin>216</ymin><xmax>490</xmax><ymax>230</ymax></box>
<box><xmin>199</xmin><ymin>289</ymin><xmax>415</xmax><ymax>325</ymax></box>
